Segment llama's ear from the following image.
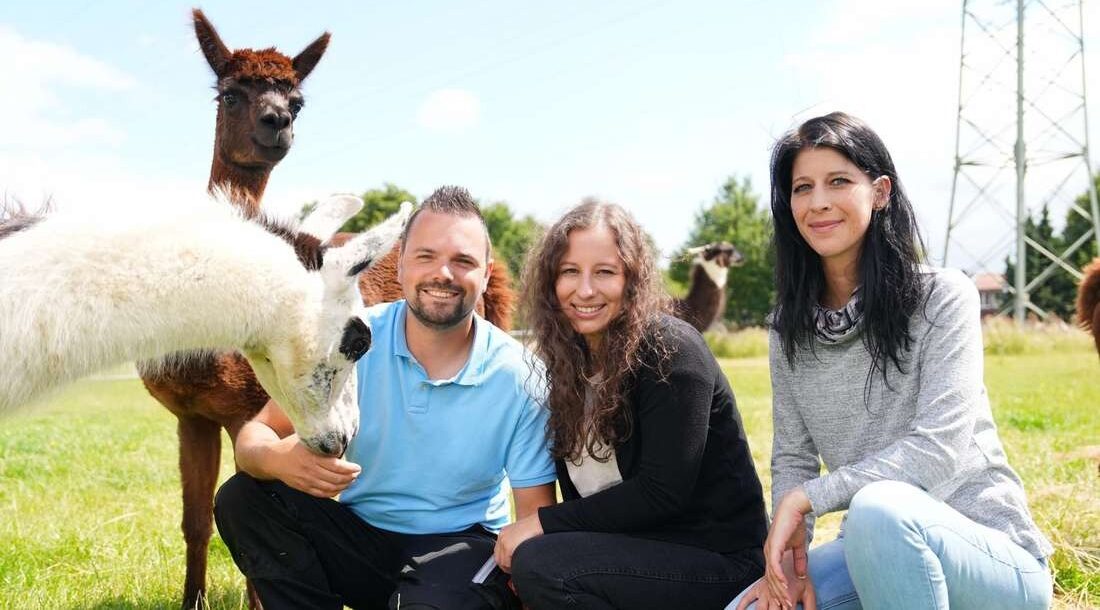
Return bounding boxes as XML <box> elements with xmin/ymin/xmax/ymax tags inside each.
<box><xmin>322</xmin><ymin>202</ymin><xmax>413</xmax><ymax>286</ymax></box>
<box><xmin>300</xmin><ymin>194</ymin><xmax>363</xmax><ymax>242</ymax></box>
<box><xmin>193</xmin><ymin>8</ymin><xmax>232</xmax><ymax>77</ymax></box>
<box><xmin>293</xmin><ymin>31</ymin><xmax>331</xmax><ymax>82</ymax></box>
<box><xmin>685</xmin><ymin>245</ymin><xmax>708</xmax><ymax>256</ymax></box>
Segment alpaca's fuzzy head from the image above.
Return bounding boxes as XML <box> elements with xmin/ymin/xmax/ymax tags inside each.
<box><xmin>246</xmin><ymin>198</ymin><xmax>413</xmax><ymax>457</ymax></box>
<box><xmin>686</xmin><ymin>241</ymin><xmax>744</xmax><ymax>288</ymax></box>
<box><xmin>193</xmin><ymin>9</ymin><xmax>330</xmax><ymax>182</ymax></box>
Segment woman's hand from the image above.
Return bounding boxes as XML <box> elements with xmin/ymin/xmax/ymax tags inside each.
<box><xmin>494</xmin><ymin>513</ymin><xmax>543</xmax><ymax>573</ymax></box>
<box><xmin>735</xmin><ymin>551</ymin><xmax>817</xmax><ymax>610</ymax></box>
<box><xmin>762</xmin><ymin>487</ymin><xmax>813</xmax><ymax>607</ymax></box>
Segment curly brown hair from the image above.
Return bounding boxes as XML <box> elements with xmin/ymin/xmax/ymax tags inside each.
<box><xmin>522</xmin><ymin>198</ymin><xmax>671</xmax><ymax>462</ymax></box>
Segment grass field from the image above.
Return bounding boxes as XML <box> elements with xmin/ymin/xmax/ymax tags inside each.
<box><xmin>0</xmin><ymin>328</ymin><xmax>1097</xmax><ymax>609</ymax></box>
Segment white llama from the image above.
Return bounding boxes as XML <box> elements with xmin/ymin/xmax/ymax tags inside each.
<box><xmin>0</xmin><ymin>194</ymin><xmax>411</xmax><ymax>456</ymax></box>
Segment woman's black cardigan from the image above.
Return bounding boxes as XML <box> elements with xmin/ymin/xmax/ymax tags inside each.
<box><xmin>537</xmin><ymin>315</ymin><xmax>768</xmax><ymax>554</ymax></box>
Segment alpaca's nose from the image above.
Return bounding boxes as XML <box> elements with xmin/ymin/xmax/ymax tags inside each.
<box><xmin>312</xmin><ymin>432</ymin><xmax>349</xmax><ymax>457</ymax></box>
<box><xmin>259</xmin><ymin>108</ymin><xmax>292</xmax><ymax>131</ymax></box>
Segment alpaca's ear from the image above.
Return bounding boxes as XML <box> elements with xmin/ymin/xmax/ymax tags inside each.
<box><xmin>300</xmin><ymin>194</ymin><xmax>363</xmax><ymax>242</ymax></box>
<box><xmin>322</xmin><ymin>202</ymin><xmax>413</xmax><ymax>286</ymax></box>
<box><xmin>193</xmin><ymin>8</ymin><xmax>232</xmax><ymax>77</ymax></box>
<box><xmin>293</xmin><ymin>32</ymin><xmax>331</xmax><ymax>82</ymax></box>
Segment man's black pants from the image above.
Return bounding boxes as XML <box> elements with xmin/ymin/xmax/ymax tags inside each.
<box><xmin>214</xmin><ymin>472</ymin><xmax>512</xmax><ymax>610</ymax></box>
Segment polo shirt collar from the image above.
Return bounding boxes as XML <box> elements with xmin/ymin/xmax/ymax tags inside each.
<box><xmin>392</xmin><ymin>300</ymin><xmax>488</xmax><ymax>386</ymax></box>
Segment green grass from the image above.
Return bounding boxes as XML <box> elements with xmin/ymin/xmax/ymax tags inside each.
<box><xmin>0</xmin><ymin>381</ymin><xmax>248</xmax><ymax>609</ymax></box>
<box><xmin>0</xmin><ymin>330</ymin><xmax>1097</xmax><ymax>608</ymax></box>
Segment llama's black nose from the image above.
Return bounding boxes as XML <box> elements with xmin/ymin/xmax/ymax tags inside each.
<box><xmin>259</xmin><ymin>108</ymin><xmax>292</xmax><ymax>131</ymax></box>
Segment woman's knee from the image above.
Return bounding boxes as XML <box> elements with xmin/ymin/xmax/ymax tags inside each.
<box><xmin>847</xmin><ymin>481</ymin><xmax>925</xmax><ymax>533</ymax></box>
<box><xmin>844</xmin><ymin>480</ymin><xmax>935</xmax><ymax>569</ymax></box>
<box><xmin>510</xmin><ymin>534</ymin><xmax>574</xmax><ymax>599</ymax></box>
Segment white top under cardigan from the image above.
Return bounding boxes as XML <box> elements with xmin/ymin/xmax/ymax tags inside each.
<box><xmin>565</xmin><ymin>379</ymin><xmax>624</xmax><ymax>497</ymax></box>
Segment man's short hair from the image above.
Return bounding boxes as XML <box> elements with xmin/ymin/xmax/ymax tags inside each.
<box><xmin>400</xmin><ymin>185</ymin><xmax>492</xmax><ymax>260</ymax></box>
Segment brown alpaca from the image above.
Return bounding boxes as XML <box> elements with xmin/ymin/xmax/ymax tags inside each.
<box><xmin>674</xmin><ymin>242</ymin><xmax>744</xmax><ymax>332</ymax></box>
<box><xmin>145</xmin><ymin>10</ymin><xmax>515</xmax><ymax>609</ymax></box>
<box><xmin>1076</xmin><ymin>257</ymin><xmax>1100</xmax><ymax>358</ymax></box>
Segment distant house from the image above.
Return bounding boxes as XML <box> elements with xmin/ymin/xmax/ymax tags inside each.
<box><xmin>972</xmin><ymin>273</ymin><xmax>1007</xmax><ymax>316</ymax></box>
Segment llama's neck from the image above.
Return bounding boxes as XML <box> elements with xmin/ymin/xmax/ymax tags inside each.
<box><xmin>694</xmin><ymin>257</ymin><xmax>728</xmax><ymax>290</ymax></box>
<box><xmin>0</xmin><ymin>207</ymin><xmax>309</xmax><ymax>411</ymax></box>
<box><xmin>208</xmin><ymin>155</ymin><xmax>268</xmax><ymax>217</ymax></box>
<box><xmin>679</xmin><ymin>261</ymin><xmax>728</xmax><ymax>330</ymax></box>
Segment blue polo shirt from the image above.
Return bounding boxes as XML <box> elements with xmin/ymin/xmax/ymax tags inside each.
<box><xmin>340</xmin><ymin>300</ymin><xmax>556</xmax><ymax>534</ymax></box>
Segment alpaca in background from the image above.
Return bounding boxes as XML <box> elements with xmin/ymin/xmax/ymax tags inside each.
<box><xmin>1076</xmin><ymin>257</ymin><xmax>1100</xmax><ymax>358</ymax></box>
<box><xmin>674</xmin><ymin>242</ymin><xmax>744</xmax><ymax>332</ymax></box>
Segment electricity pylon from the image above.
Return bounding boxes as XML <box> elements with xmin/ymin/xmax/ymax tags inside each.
<box><xmin>944</xmin><ymin>0</ymin><xmax>1100</xmax><ymax>322</ymax></box>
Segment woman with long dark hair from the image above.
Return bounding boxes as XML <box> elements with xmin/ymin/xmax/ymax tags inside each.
<box><xmin>730</xmin><ymin>112</ymin><xmax>1052</xmax><ymax>610</ymax></box>
<box><xmin>494</xmin><ymin>199</ymin><xmax>769</xmax><ymax>609</ymax></box>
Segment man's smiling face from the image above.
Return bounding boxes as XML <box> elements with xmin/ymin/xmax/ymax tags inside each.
<box><xmin>398</xmin><ymin>210</ymin><xmax>491</xmax><ymax>330</ymax></box>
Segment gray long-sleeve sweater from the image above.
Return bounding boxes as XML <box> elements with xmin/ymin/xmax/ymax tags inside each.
<box><xmin>769</xmin><ymin>267</ymin><xmax>1053</xmax><ymax>559</ymax></box>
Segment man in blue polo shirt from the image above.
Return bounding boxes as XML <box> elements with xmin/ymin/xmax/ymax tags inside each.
<box><xmin>214</xmin><ymin>186</ymin><xmax>556</xmax><ymax>609</ymax></box>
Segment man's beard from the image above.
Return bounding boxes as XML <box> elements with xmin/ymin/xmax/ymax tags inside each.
<box><xmin>407</xmin><ymin>281</ymin><xmax>474</xmax><ymax>330</ymax></box>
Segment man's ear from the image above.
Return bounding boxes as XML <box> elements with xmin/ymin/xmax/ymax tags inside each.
<box><xmin>872</xmin><ymin>176</ymin><xmax>893</xmax><ymax>210</ymax></box>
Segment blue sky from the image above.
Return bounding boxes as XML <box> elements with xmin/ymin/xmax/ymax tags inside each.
<box><xmin>3</xmin><ymin>0</ymin><xmax>1099</xmax><ymax>274</ymax></box>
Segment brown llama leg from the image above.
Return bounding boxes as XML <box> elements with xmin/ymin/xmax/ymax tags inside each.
<box><xmin>178</xmin><ymin>415</ymin><xmax>222</xmax><ymax>610</ymax></box>
<box><xmin>245</xmin><ymin>579</ymin><xmax>264</xmax><ymax>610</ymax></box>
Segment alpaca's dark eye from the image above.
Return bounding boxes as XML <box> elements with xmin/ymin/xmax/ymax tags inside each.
<box><xmin>289</xmin><ymin>100</ymin><xmax>304</xmax><ymax>117</ymax></box>
<box><xmin>222</xmin><ymin>93</ymin><xmax>238</xmax><ymax>107</ymax></box>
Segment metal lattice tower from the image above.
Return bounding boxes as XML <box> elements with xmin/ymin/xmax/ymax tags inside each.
<box><xmin>944</xmin><ymin>0</ymin><xmax>1100</xmax><ymax>322</ymax></box>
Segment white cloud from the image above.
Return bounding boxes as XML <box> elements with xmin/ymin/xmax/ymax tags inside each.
<box><xmin>0</xmin><ymin>26</ymin><xmax>165</xmax><ymax>218</ymax></box>
<box><xmin>1</xmin><ymin>25</ymin><xmax>135</xmax><ymax>151</ymax></box>
<box><xmin>416</xmin><ymin>89</ymin><xmax>481</xmax><ymax>133</ymax></box>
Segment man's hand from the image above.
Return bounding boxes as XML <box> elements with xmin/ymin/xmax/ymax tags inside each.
<box><xmin>267</xmin><ymin>436</ymin><xmax>361</xmax><ymax>498</ymax></box>
<box><xmin>234</xmin><ymin>399</ymin><xmax>360</xmax><ymax>498</ymax></box>
<box><xmin>494</xmin><ymin>513</ymin><xmax>543</xmax><ymax>573</ymax></box>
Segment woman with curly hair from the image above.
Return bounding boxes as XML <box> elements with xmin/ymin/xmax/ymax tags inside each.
<box><xmin>493</xmin><ymin>199</ymin><xmax>769</xmax><ymax>609</ymax></box>
<box><xmin>730</xmin><ymin>112</ymin><xmax>1052</xmax><ymax>610</ymax></box>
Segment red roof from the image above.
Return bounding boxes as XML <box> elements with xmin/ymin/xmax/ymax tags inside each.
<box><xmin>972</xmin><ymin>273</ymin><xmax>1006</xmax><ymax>292</ymax></box>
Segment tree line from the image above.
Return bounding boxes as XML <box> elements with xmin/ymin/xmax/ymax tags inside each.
<box><xmin>1002</xmin><ymin>177</ymin><xmax>1099</xmax><ymax>320</ymax></box>
<box><xmin>309</xmin><ymin>175</ymin><xmax>1099</xmax><ymax>327</ymax></box>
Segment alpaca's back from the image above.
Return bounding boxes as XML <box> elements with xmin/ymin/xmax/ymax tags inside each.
<box><xmin>0</xmin><ymin>199</ymin><xmax>307</xmax><ymax>412</ymax></box>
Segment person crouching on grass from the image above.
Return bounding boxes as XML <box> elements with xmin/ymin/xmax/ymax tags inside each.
<box><xmin>494</xmin><ymin>199</ymin><xmax>769</xmax><ymax>609</ymax></box>
<box><xmin>729</xmin><ymin>112</ymin><xmax>1053</xmax><ymax>610</ymax></box>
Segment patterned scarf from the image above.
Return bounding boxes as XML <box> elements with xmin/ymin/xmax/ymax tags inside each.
<box><xmin>813</xmin><ymin>289</ymin><xmax>863</xmax><ymax>344</ymax></box>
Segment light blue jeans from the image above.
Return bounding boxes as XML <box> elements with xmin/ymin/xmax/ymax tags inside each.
<box><xmin>726</xmin><ymin>481</ymin><xmax>1052</xmax><ymax>610</ymax></box>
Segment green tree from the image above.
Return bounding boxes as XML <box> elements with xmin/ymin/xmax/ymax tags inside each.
<box><xmin>1003</xmin><ymin>201</ymin><xmax>1088</xmax><ymax>320</ymax></box>
<box><xmin>669</xmin><ymin>175</ymin><xmax>774</xmax><ymax>326</ymax></box>
<box><xmin>1062</xmin><ymin>174</ymin><xmax>1100</xmax><ymax>269</ymax></box>
<box><xmin>298</xmin><ymin>183</ymin><xmax>417</xmax><ymax>233</ymax></box>
<box><xmin>343</xmin><ymin>183</ymin><xmax>419</xmax><ymax>233</ymax></box>
<box><xmin>482</xmin><ymin>201</ymin><xmax>544</xmax><ymax>281</ymax></box>
<box><xmin>301</xmin><ymin>185</ymin><xmax>543</xmax><ymax>282</ymax></box>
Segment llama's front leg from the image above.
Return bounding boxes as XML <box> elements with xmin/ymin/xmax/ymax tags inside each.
<box><xmin>178</xmin><ymin>415</ymin><xmax>222</xmax><ymax>610</ymax></box>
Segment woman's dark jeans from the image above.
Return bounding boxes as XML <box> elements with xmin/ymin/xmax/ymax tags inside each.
<box><xmin>511</xmin><ymin>531</ymin><xmax>763</xmax><ymax>610</ymax></box>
